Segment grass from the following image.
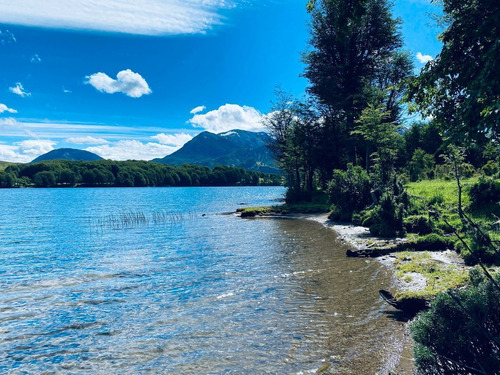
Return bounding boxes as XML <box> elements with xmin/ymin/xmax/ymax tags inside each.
<box><xmin>406</xmin><ymin>178</ymin><xmax>478</xmax><ymax>207</ymax></box>
<box><xmin>393</xmin><ymin>251</ymin><xmax>470</xmax><ymax>301</ymax></box>
<box><xmin>237</xmin><ymin>202</ymin><xmax>330</xmax><ymax>217</ymax></box>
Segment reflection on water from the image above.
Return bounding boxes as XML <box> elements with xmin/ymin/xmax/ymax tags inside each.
<box><xmin>0</xmin><ymin>187</ymin><xmax>401</xmax><ymax>374</ymax></box>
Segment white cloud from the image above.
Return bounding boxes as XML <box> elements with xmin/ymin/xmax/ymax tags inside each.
<box><xmin>416</xmin><ymin>52</ymin><xmax>434</xmax><ymax>64</ymax></box>
<box><xmin>190</xmin><ymin>105</ymin><xmax>206</xmax><ymax>114</ymax></box>
<box><xmin>151</xmin><ymin>132</ymin><xmax>193</xmax><ymax>146</ymax></box>
<box><xmin>86</xmin><ymin>69</ymin><xmax>152</xmax><ymax>98</ymax></box>
<box><xmin>0</xmin><ymin>104</ymin><xmax>17</xmax><ymax>114</ymax></box>
<box><xmin>30</xmin><ymin>54</ymin><xmax>41</xmax><ymax>63</ymax></box>
<box><xmin>0</xmin><ymin>139</ymin><xmax>56</xmax><ymax>163</ymax></box>
<box><xmin>66</xmin><ymin>136</ymin><xmax>109</xmax><ymax>145</ymax></box>
<box><xmin>0</xmin><ymin>0</ymin><xmax>239</xmax><ymax>36</ymax></box>
<box><xmin>9</xmin><ymin>82</ymin><xmax>31</xmax><ymax>97</ymax></box>
<box><xmin>86</xmin><ymin>140</ymin><xmax>176</xmax><ymax>160</ymax></box>
<box><xmin>189</xmin><ymin>104</ymin><xmax>266</xmax><ymax>133</ymax></box>
<box><xmin>63</xmin><ymin>88</ymin><xmax>72</xmax><ymax>94</ymax></box>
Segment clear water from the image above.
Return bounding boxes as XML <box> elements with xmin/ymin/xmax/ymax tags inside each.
<box><xmin>0</xmin><ymin>187</ymin><xmax>401</xmax><ymax>374</ymax></box>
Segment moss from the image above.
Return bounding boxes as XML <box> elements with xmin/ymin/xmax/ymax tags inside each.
<box><xmin>393</xmin><ymin>251</ymin><xmax>470</xmax><ymax>300</ymax></box>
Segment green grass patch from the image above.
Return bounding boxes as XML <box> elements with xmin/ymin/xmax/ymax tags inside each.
<box><xmin>393</xmin><ymin>251</ymin><xmax>470</xmax><ymax>301</ymax></box>
<box><xmin>237</xmin><ymin>202</ymin><xmax>330</xmax><ymax>217</ymax></box>
<box><xmin>406</xmin><ymin>178</ymin><xmax>478</xmax><ymax>207</ymax></box>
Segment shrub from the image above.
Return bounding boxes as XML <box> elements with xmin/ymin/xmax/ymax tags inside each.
<box><xmin>369</xmin><ymin>192</ymin><xmax>405</xmax><ymax>237</ymax></box>
<box><xmin>469</xmin><ymin>177</ymin><xmax>500</xmax><ymax>209</ymax></box>
<box><xmin>481</xmin><ymin>160</ymin><xmax>498</xmax><ymax>176</ymax></box>
<box><xmin>461</xmin><ymin>163</ymin><xmax>476</xmax><ymax>178</ymax></box>
<box><xmin>405</xmin><ymin>215</ymin><xmax>433</xmax><ymax>235</ymax></box>
<box><xmin>327</xmin><ymin>164</ymin><xmax>372</xmax><ymax>217</ymax></box>
<box><xmin>328</xmin><ymin>204</ymin><xmax>353</xmax><ymax>222</ymax></box>
<box><xmin>407</xmin><ymin>233</ymin><xmax>454</xmax><ymax>251</ymax></box>
<box><xmin>411</xmin><ymin>269</ymin><xmax>500</xmax><ymax>375</ymax></box>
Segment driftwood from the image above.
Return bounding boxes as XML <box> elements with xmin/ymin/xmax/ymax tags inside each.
<box><xmin>379</xmin><ymin>290</ymin><xmax>429</xmax><ymax>316</ymax></box>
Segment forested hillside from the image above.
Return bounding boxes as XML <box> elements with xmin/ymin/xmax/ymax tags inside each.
<box><xmin>0</xmin><ymin>160</ymin><xmax>281</xmax><ymax>188</ymax></box>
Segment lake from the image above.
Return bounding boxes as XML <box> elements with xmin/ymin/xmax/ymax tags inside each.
<box><xmin>0</xmin><ymin>187</ymin><xmax>403</xmax><ymax>374</ymax></box>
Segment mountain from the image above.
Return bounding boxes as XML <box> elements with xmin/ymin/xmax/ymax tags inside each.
<box><xmin>153</xmin><ymin>129</ymin><xmax>279</xmax><ymax>174</ymax></box>
<box><xmin>31</xmin><ymin>148</ymin><xmax>103</xmax><ymax>163</ymax></box>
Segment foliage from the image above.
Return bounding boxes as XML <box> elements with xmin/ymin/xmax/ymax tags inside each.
<box><xmin>352</xmin><ymin>102</ymin><xmax>400</xmax><ymax>184</ymax></box>
<box><xmin>406</xmin><ymin>0</ymin><xmax>500</xmax><ymax>143</ymax></box>
<box><xmin>263</xmin><ymin>92</ymin><xmax>321</xmax><ymax>196</ymax></box>
<box><xmin>469</xmin><ymin>177</ymin><xmax>500</xmax><ymax>209</ymax></box>
<box><xmin>405</xmin><ymin>215</ymin><xmax>433</xmax><ymax>235</ymax></box>
<box><xmin>327</xmin><ymin>164</ymin><xmax>372</xmax><ymax>215</ymax></box>
<box><xmin>411</xmin><ymin>270</ymin><xmax>500</xmax><ymax>375</ymax></box>
<box><xmin>369</xmin><ymin>177</ymin><xmax>408</xmax><ymax>237</ymax></box>
<box><xmin>409</xmin><ymin>149</ymin><xmax>436</xmax><ymax>182</ymax></box>
<box><xmin>0</xmin><ymin>160</ymin><xmax>282</xmax><ymax>188</ymax></box>
<box><xmin>481</xmin><ymin>160</ymin><xmax>499</xmax><ymax>177</ymax></box>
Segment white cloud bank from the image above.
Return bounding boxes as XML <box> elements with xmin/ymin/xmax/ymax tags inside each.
<box><xmin>189</xmin><ymin>104</ymin><xmax>266</xmax><ymax>133</ymax></box>
<box><xmin>0</xmin><ymin>139</ymin><xmax>56</xmax><ymax>163</ymax></box>
<box><xmin>86</xmin><ymin>69</ymin><xmax>152</xmax><ymax>98</ymax></box>
<box><xmin>66</xmin><ymin>136</ymin><xmax>109</xmax><ymax>145</ymax></box>
<box><xmin>9</xmin><ymin>82</ymin><xmax>31</xmax><ymax>97</ymax></box>
<box><xmin>0</xmin><ymin>104</ymin><xmax>17</xmax><ymax>114</ymax></box>
<box><xmin>0</xmin><ymin>0</ymin><xmax>238</xmax><ymax>36</ymax></box>
<box><xmin>86</xmin><ymin>140</ymin><xmax>177</xmax><ymax>161</ymax></box>
<box><xmin>416</xmin><ymin>52</ymin><xmax>434</xmax><ymax>64</ymax></box>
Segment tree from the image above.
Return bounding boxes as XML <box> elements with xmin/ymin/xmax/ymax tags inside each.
<box><xmin>303</xmin><ymin>0</ymin><xmax>413</xmax><ymax>175</ymax></box>
<box><xmin>406</xmin><ymin>0</ymin><xmax>500</xmax><ymax>143</ymax></box>
<box><xmin>351</xmin><ymin>102</ymin><xmax>399</xmax><ymax>184</ymax></box>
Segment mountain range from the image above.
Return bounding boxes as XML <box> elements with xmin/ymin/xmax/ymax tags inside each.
<box><xmin>29</xmin><ymin>130</ymin><xmax>279</xmax><ymax>174</ymax></box>
<box><xmin>153</xmin><ymin>129</ymin><xmax>279</xmax><ymax>174</ymax></box>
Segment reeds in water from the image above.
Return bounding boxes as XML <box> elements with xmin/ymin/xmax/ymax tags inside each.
<box><xmin>92</xmin><ymin>210</ymin><xmax>194</xmax><ymax>231</ymax></box>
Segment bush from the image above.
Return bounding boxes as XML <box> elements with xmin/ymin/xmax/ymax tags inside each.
<box><xmin>411</xmin><ymin>269</ymin><xmax>500</xmax><ymax>374</ymax></box>
<box><xmin>407</xmin><ymin>233</ymin><xmax>454</xmax><ymax>251</ymax></box>
<box><xmin>369</xmin><ymin>192</ymin><xmax>405</xmax><ymax>237</ymax></box>
<box><xmin>469</xmin><ymin>177</ymin><xmax>500</xmax><ymax>209</ymax></box>
<box><xmin>481</xmin><ymin>160</ymin><xmax>498</xmax><ymax>176</ymax></box>
<box><xmin>327</xmin><ymin>164</ymin><xmax>372</xmax><ymax>215</ymax></box>
<box><xmin>328</xmin><ymin>204</ymin><xmax>353</xmax><ymax>222</ymax></box>
<box><xmin>405</xmin><ymin>215</ymin><xmax>433</xmax><ymax>235</ymax></box>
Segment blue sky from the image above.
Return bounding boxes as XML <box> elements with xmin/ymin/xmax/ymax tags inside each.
<box><xmin>0</xmin><ymin>0</ymin><xmax>442</xmax><ymax>162</ymax></box>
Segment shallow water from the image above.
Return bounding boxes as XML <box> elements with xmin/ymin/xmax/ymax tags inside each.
<box><xmin>0</xmin><ymin>187</ymin><xmax>402</xmax><ymax>374</ymax></box>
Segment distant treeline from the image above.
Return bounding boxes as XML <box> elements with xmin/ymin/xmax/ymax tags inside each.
<box><xmin>0</xmin><ymin>160</ymin><xmax>282</xmax><ymax>188</ymax></box>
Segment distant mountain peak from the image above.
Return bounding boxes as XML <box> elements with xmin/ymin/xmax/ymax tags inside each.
<box><xmin>31</xmin><ymin>148</ymin><xmax>103</xmax><ymax>163</ymax></box>
<box><xmin>152</xmin><ymin>129</ymin><xmax>279</xmax><ymax>174</ymax></box>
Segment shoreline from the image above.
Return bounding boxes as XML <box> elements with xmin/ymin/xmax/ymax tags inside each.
<box><xmin>239</xmin><ymin>211</ymin><xmax>468</xmax><ymax>374</ymax></box>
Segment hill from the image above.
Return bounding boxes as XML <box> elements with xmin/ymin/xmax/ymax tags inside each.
<box><xmin>153</xmin><ymin>129</ymin><xmax>279</xmax><ymax>174</ymax></box>
<box><xmin>31</xmin><ymin>148</ymin><xmax>103</xmax><ymax>163</ymax></box>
